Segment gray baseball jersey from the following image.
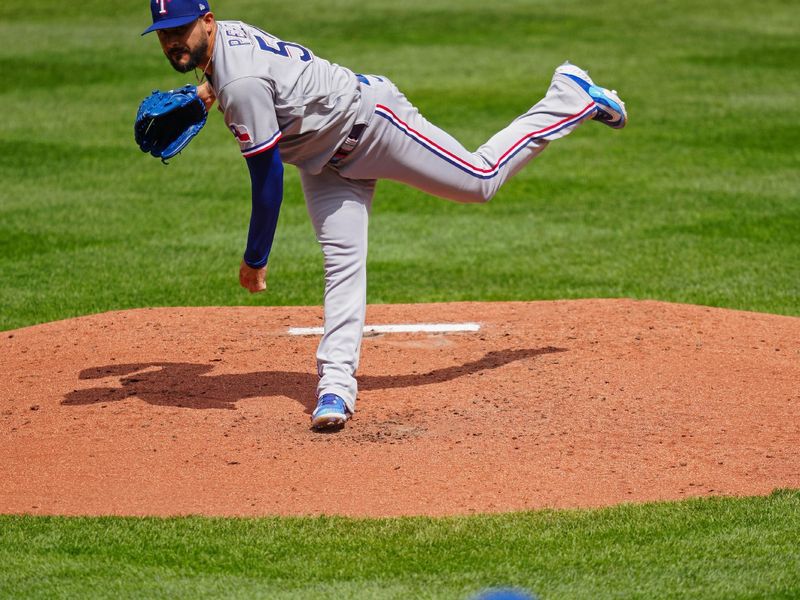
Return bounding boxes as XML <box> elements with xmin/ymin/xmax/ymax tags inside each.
<box><xmin>210</xmin><ymin>20</ymin><xmax>364</xmax><ymax>174</ymax></box>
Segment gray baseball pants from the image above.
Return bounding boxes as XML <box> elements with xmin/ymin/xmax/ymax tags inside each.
<box><xmin>300</xmin><ymin>70</ymin><xmax>596</xmax><ymax>413</ymax></box>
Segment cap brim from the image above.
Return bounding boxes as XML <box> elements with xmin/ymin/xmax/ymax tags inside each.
<box><xmin>141</xmin><ymin>14</ymin><xmax>199</xmax><ymax>35</ymax></box>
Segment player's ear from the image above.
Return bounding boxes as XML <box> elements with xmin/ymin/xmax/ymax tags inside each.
<box><xmin>202</xmin><ymin>12</ymin><xmax>215</xmax><ymax>32</ymax></box>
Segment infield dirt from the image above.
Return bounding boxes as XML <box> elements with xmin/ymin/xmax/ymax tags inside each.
<box><xmin>1</xmin><ymin>299</ymin><xmax>798</xmax><ymax>517</ymax></box>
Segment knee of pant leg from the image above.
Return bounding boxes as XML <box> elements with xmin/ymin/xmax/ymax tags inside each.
<box><xmin>471</xmin><ymin>187</ymin><xmax>495</xmax><ymax>204</ymax></box>
<box><xmin>451</xmin><ymin>186</ymin><xmax>494</xmax><ymax>204</ymax></box>
<box><xmin>478</xmin><ymin>188</ymin><xmax>495</xmax><ymax>203</ymax></box>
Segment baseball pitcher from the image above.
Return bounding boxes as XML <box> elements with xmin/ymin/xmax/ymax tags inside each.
<box><xmin>139</xmin><ymin>0</ymin><xmax>627</xmax><ymax>430</ymax></box>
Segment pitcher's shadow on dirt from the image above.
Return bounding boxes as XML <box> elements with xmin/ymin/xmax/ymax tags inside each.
<box><xmin>62</xmin><ymin>347</ymin><xmax>565</xmax><ymax>412</ymax></box>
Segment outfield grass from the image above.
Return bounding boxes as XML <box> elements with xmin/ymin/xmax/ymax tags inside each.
<box><xmin>2</xmin><ymin>0</ymin><xmax>799</xmax><ymax>597</ymax></box>
<box><xmin>1</xmin><ymin>0</ymin><xmax>799</xmax><ymax>331</ymax></box>
<box><xmin>2</xmin><ymin>491</ymin><xmax>799</xmax><ymax>599</ymax></box>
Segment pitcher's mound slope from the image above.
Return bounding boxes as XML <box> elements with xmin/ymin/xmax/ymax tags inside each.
<box><xmin>1</xmin><ymin>299</ymin><xmax>798</xmax><ymax>517</ymax></box>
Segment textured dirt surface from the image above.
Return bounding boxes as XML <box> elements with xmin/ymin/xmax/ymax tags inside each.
<box><xmin>1</xmin><ymin>299</ymin><xmax>799</xmax><ymax>518</ymax></box>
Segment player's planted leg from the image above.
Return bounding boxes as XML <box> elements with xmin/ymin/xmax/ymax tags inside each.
<box><xmin>300</xmin><ymin>168</ymin><xmax>376</xmax><ymax>427</ymax></box>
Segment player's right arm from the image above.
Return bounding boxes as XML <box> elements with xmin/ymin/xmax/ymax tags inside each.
<box><xmin>218</xmin><ymin>77</ymin><xmax>282</xmax><ymax>158</ymax></box>
<box><xmin>239</xmin><ymin>146</ymin><xmax>284</xmax><ymax>293</ymax></box>
<box><xmin>217</xmin><ymin>77</ymin><xmax>284</xmax><ymax>293</ymax></box>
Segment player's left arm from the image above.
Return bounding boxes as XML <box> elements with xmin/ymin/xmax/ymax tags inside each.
<box><xmin>197</xmin><ymin>81</ymin><xmax>216</xmax><ymax>112</ymax></box>
<box><xmin>239</xmin><ymin>146</ymin><xmax>284</xmax><ymax>293</ymax></box>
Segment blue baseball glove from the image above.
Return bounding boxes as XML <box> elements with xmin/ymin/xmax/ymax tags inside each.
<box><xmin>134</xmin><ymin>85</ymin><xmax>207</xmax><ymax>163</ymax></box>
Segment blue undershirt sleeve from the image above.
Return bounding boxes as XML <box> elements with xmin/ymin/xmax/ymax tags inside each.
<box><xmin>243</xmin><ymin>147</ymin><xmax>284</xmax><ymax>269</ymax></box>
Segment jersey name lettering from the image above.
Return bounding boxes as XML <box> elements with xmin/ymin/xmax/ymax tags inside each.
<box><xmin>224</xmin><ymin>25</ymin><xmax>252</xmax><ymax>46</ymax></box>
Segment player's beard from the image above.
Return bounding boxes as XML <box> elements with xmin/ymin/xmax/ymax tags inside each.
<box><xmin>166</xmin><ymin>36</ymin><xmax>209</xmax><ymax>73</ymax></box>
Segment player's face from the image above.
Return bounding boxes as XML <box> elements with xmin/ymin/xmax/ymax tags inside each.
<box><xmin>157</xmin><ymin>17</ymin><xmax>210</xmax><ymax>73</ymax></box>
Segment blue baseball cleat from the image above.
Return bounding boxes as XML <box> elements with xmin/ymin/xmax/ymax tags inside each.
<box><xmin>555</xmin><ymin>62</ymin><xmax>627</xmax><ymax>129</ymax></box>
<box><xmin>311</xmin><ymin>393</ymin><xmax>350</xmax><ymax>430</ymax></box>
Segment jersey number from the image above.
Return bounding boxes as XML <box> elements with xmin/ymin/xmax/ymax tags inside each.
<box><xmin>255</xmin><ymin>36</ymin><xmax>312</xmax><ymax>62</ymax></box>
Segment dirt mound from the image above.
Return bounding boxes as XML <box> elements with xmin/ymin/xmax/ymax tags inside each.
<box><xmin>1</xmin><ymin>299</ymin><xmax>798</xmax><ymax>517</ymax></box>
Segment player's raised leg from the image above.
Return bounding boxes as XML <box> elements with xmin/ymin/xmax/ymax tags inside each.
<box><xmin>300</xmin><ymin>167</ymin><xmax>376</xmax><ymax>428</ymax></box>
<box><xmin>339</xmin><ymin>64</ymin><xmax>625</xmax><ymax>203</ymax></box>
<box><xmin>554</xmin><ymin>62</ymin><xmax>627</xmax><ymax>129</ymax></box>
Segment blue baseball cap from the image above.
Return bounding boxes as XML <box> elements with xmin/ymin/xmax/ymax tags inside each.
<box><xmin>142</xmin><ymin>0</ymin><xmax>211</xmax><ymax>35</ymax></box>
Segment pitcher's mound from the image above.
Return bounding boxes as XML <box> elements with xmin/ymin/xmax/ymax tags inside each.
<box><xmin>1</xmin><ymin>299</ymin><xmax>798</xmax><ymax>517</ymax></box>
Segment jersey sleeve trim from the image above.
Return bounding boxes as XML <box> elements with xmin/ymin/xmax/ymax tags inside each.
<box><xmin>242</xmin><ymin>130</ymin><xmax>282</xmax><ymax>157</ymax></box>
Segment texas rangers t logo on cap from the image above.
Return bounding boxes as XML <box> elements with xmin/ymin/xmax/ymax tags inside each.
<box><xmin>142</xmin><ymin>0</ymin><xmax>211</xmax><ymax>35</ymax></box>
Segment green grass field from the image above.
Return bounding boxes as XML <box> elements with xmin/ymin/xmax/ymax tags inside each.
<box><xmin>2</xmin><ymin>491</ymin><xmax>800</xmax><ymax>599</ymax></box>
<box><xmin>1</xmin><ymin>0</ymin><xmax>799</xmax><ymax>597</ymax></box>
